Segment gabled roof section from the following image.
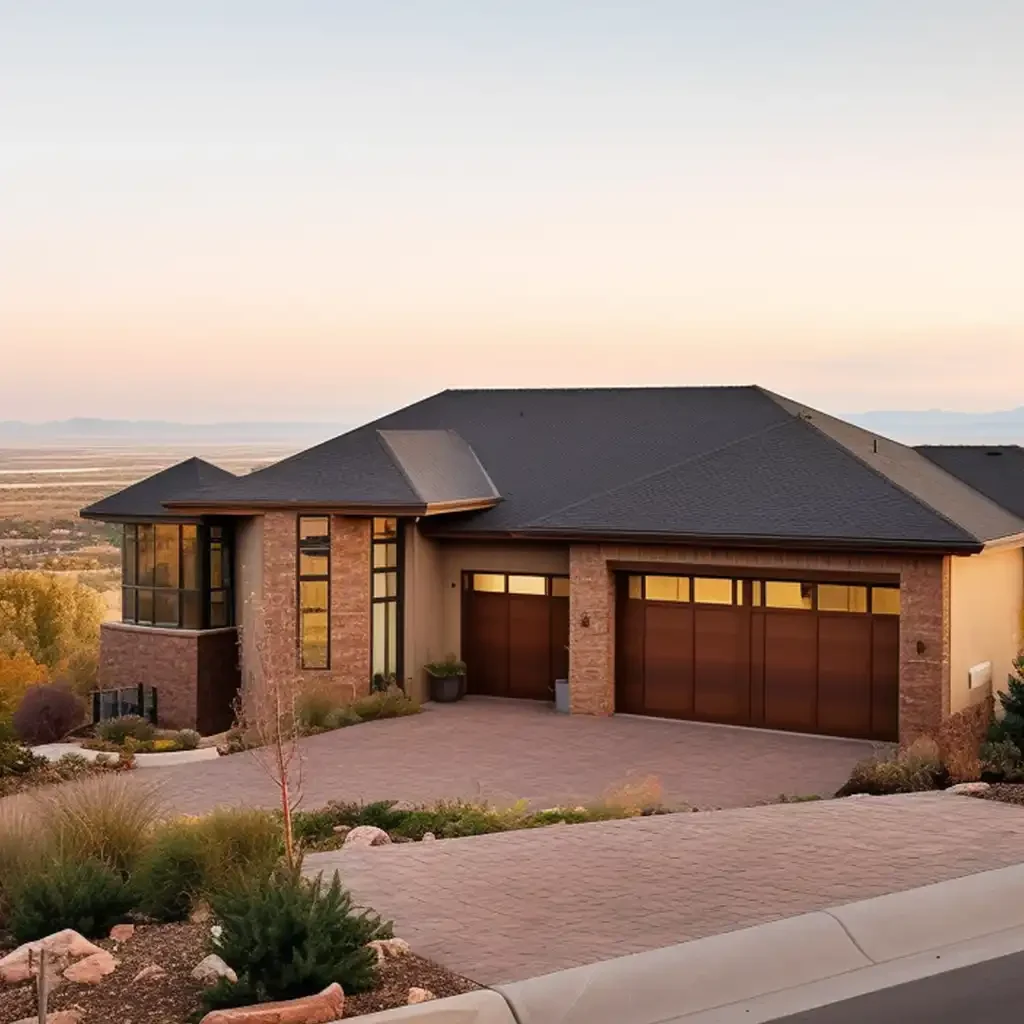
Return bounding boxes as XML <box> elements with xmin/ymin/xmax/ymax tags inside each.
<box><xmin>916</xmin><ymin>445</ymin><xmax>1024</xmax><ymax>521</ymax></box>
<box><xmin>377</xmin><ymin>430</ymin><xmax>499</xmax><ymax>509</ymax></box>
<box><xmin>79</xmin><ymin>457</ymin><xmax>236</xmax><ymax>521</ymax></box>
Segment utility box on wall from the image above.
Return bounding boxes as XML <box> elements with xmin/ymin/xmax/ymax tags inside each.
<box><xmin>968</xmin><ymin>661</ymin><xmax>993</xmax><ymax>692</ymax></box>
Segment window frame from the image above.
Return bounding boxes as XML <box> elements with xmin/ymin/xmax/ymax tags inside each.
<box><xmin>297</xmin><ymin>516</ymin><xmax>331</xmax><ymax>670</ymax></box>
<box><xmin>121</xmin><ymin>521</ymin><xmax>227</xmax><ymax>630</ymax></box>
<box><xmin>371</xmin><ymin>518</ymin><xmax>404</xmax><ymax>686</ymax></box>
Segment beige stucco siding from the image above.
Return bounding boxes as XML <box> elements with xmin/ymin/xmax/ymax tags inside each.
<box><xmin>401</xmin><ymin>528</ymin><xmax>569</xmax><ymax>700</ymax></box>
<box><xmin>233</xmin><ymin>514</ymin><xmax>264</xmax><ymax>689</ymax></box>
<box><xmin>949</xmin><ymin>545</ymin><xmax>1024</xmax><ymax>714</ymax></box>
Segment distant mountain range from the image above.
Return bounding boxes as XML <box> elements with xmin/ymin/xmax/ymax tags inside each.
<box><xmin>0</xmin><ymin>418</ymin><xmax>349</xmax><ymax>444</ymax></box>
<box><xmin>1</xmin><ymin>408</ymin><xmax>1022</xmax><ymax>446</ymax></box>
<box><xmin>845</xmin><ymin>408</ymin><xmax>1024</xmax><ymax>445</ymax></box>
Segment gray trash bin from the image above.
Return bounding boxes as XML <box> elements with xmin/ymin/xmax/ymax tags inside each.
<box><xmin>554</xmin><ymin>678</ymin><xmax>570</xmax><ymax>714</ymax></box>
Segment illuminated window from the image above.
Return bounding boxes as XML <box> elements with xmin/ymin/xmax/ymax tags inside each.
<box><xmin>371</xmin><ymin>518</ymin><xmax>402</xmax><ymax>685</ymax></box>
<box><xmin>752</xmin><ymin>581</ymin><xmax>762</xmax><ymax>606</ymax></box>
<box><xmin>693</xmin><ymin>578</ymin><xmax>734</xmax><ymax>605</ymax></box>
<box><xmin>645</xmin><ymin>576</ymin><xmax>690</xmax><ymax>602</ymax></box>
<box><xmin>627</xmin><ymin>575</ymin><xmax>643</xmax><ymax>599</ymax></box>
<box><xmin>298</xmin><ymin>516</ymin><xmax>330</xmax><ymax>668</ymax></box>
<box><xmin>818</xmin><ymin>584</ymin><xmax>868</xmax><ymax>613</ymax></box>
<box><xmin>765</xmin><ymin>581</ymin><xmax>813</xmax><ymax>610</ymax></box>
<box><xmin>508</xmin><ymin>575</ymin><xmax>547</xmax><ymax>595</ymax></box>
<box><xmin>473</xmin><ymin>574</ymin><xmax>506</xmax><ymax>593</ymax></box>
<box><xmin>551</xmin><ymin>576</ymin><xmax>570</xmax><ymax>598</ymax></box>
<box><xmin>872</xmin><ymin>587</ymin><xmax>901</xmax><ymax>615</ymax></box>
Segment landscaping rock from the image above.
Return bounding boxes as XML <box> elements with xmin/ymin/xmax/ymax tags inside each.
<box><xmin>11</xmin><ymin>1011</ymin><xmax>84</xmax><ymax>1024</ymax></box>
<box><xmin>331</xmin><ymin>824</ymin><xmax>351</xmax><ymax>836</ymax></box>
<box><xmin>63</xmin><ymin>950</ymin><xmax>118</xmax><ymax>984</ymax></box>
<box><xmin>109</xmin><ymin>923</ymin><xmax>135</xmax><ymax>942</ymax></box>
<box><xmin>0</xmin><ymin>930</ymin><xmax>104</xmax><ymax>985</ymax></box>
<box><xmin>198</xmin><ymin>982</ymin><xmax>344</xmax><ymax>1023</ymax></box>
<box><xmin>947</xmin><ymin>782</ymin><xmax>991</xmax><ymax>795</ymax></box>
<box><xmin>133</xmin><ymin>964</ymin><xmax>169</xmax><ymax>983</ymax></box>
<box><xmin>192</xmin><ymin>953</ymin><xmax>238</xmax><ymax>985</ymax></box>
<box><xmin>343</xmin><ymin>825</ymin><xmax>392</xmax><ymax>847</ymax></box>
<box><xmin>368</xmin><ymin>937</ymin><xmax>411</xmax><ymax>965</ymax></box>
<box><xmin>190</xmin><ymin>900</ymin><xmax>213</xmax><ymax>924</ymax></box>
<box><xmin>421</xmin><ymin>832</ymin><xmax>436</xmax><ymax>842</ymax></box>
<box><xmin>408</xmin><ymin>987</ymin><xmax>436</xmax><ymax>1004</ymax></box>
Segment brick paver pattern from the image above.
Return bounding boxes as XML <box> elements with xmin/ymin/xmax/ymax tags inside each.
<box><xmin>308</xmin><ymin>793</ymin><xmax>1024</xmax><ymax>985</ymax></box>
<box><xmin>143</xmin><ymin>697</ymin><xmax>878</xmax><ymax>815</ymax></box>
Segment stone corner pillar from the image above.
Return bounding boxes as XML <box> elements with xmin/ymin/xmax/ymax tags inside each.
<box><xmin>568</xmin><ymin>545</ymin><xmax>615</xmax><ymax>715</ymax></box>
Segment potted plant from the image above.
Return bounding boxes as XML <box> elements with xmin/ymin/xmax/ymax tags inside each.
<box><xmin>424</xmin><ymin>656</ymin><xmax>466</xmax><ymax>703</ymax></box>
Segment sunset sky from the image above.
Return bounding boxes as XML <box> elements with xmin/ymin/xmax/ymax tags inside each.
<box><xmin>2</xmin><ymin>1</ymin><xmax>1022</xmax><ymax>423</ymax></box>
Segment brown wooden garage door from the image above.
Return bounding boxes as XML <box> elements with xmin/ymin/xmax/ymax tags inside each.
<box><xmin>462</xmin><ymin>573</ymin><xmax>570</xmax><ymax>700</ymax></box>
<box><xmin>616</xmin><ymin>574</ymin><xmax>899</xmax><ymax>740</ymax></box>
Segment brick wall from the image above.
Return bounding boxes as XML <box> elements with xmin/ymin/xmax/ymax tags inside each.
<box><xmin>568</xmin><ymin>542</ymin><xmax>951</xmax><ymax>742</ymax></box>
<box><xmin>254</xmin><ymin>512</ymin><xmax>371</xmax><ymax>705</ymax></box>
<box><xmin>99</xmin><ymin>623</ymin><xmax>201</xmax><ymax>729</ymax></box>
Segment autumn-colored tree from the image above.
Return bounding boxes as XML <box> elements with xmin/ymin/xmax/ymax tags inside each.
<box><xmin>0</xmin><ymin>650</ymin><xmax>49</xmax><ymax>724</ymax></box>
<box><xmin>0</xmin><ymin>571</ymin><xmax>104</xmax><ymax>690</ymax></box>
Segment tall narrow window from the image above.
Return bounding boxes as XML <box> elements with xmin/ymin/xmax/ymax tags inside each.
<box><xmin>371</xmin><ymin>518</ymin><xmax>401</xmax><ymax>685</ymax></box>
<box><xmin>298</xmin><ymin>516</ymin><xmax>330</xmax><ymax>669</ymax></box>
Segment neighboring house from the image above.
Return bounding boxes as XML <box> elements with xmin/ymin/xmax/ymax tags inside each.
<box><xmin>80</xmin><ymin>387</ymin><xmax>1024</xmax><ymax>742</ymax></box>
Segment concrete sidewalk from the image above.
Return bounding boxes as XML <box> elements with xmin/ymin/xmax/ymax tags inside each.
<box><xmin>309</xmin><ymin>792</ymin><xmax>1024</xmax><ymax>984</ymax></box>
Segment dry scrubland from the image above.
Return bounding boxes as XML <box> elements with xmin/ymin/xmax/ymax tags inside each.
<box><xmin>0</xmin><ymin>443</ymin><xmax>292</xmax><ymax>617</ymax></box>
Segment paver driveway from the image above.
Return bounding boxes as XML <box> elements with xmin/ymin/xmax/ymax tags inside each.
<box><xmin>308</xmin><ymin>793</ymin><xmax>1024</xmax><ymax>985</ymax></box>
<box><xmin>143</xmin><ymin>697</ymin><xmax>876</xmax><ymax>815</ymax></box>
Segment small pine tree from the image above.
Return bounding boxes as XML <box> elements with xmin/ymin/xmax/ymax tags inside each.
<box><xmin>203</xmin><ymin>862</ymin><xmax>392</xmax><ymax>1011</ymax></box>
<box><xmin>997</xmin><ymin>656</ymin><xmax>1024</xmax><ymax>744</ymax></box>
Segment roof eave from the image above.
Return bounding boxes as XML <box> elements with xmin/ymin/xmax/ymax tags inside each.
<box><xmin>78</xmin><ymin>509</ymin><xmax>205</xmax><ymax>525</ymax></box>
<box><xmin>420</xmin><ymin>523</ymin><xmax>985</xmax><ymax>556</ymax></box>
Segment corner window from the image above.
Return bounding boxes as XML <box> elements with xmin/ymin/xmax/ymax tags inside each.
<box><xmin>371</xmin><ymin>518</ymin><xmax>401</xmax><ymax>684</ymax></box>
<box><xmin>298</xmin><ymin>517</ymin><xmax>330</xmax><ymax>669</ymax></box>
<box><xmin>121</xmin><ymin>522</ymin><xmax>228</xmax><ymax>629</ymax></box>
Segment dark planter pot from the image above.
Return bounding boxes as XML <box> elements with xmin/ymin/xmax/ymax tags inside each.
<box><xmin>430</xmin><ymin>674</ymin><xmax>463</xmax><ymax>703</ymax></box>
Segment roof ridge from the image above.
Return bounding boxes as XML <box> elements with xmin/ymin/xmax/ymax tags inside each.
<box><xmin>521</xmin><ymin>416</ymin><xmax>795</xmax><ymax>528</ymax></box>
<box><xmin>758</xmin><ymin>390</ymin><xmax>986</xmax><ymax>544</ymax></box>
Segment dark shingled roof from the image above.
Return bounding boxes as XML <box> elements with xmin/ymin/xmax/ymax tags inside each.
<box><xmin>111</xmin><ymin>387</ymin><xmax>1024</xmax><ymax>550</ymax></box>
<box><xmin>916</xmin><ymin>445</ymin><xmax>1024</xmax><ymax>520</ymax></box>
<box><xmin>80</xmin><ymin>457</ymin><xmax>236</xmax><ymax>521</ymax></box>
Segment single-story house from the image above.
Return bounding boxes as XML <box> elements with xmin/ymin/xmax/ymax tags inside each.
<box><xmin>81</xmin><ymin>387</ymin><xmax>1024</xmax><ymax>742</ymax></box>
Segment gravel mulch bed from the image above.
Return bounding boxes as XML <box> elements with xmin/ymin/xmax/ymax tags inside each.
<box><xmin>974</xmin><ymin>782</ymin><xmax>1024</xmax><ymax>806</ymax></box>
<box><xmin>0</xmin><ymin>923</ymin><xmax>479</xmax><ymax>1022</ymax></box>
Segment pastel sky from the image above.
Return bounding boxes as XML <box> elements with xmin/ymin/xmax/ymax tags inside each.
<box><xmin>2</xmin><ymin>1</ymin><xmax>1023</xmax><ymax>423</ymax></box>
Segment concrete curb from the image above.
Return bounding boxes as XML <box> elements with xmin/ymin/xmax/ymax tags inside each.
<box><xmin>355</xmin><ymin>863</ymin><xmax>1024</xmax><ymax>1024</ymax></box>
<box><xmin>32</xmin><ymin>742</ymin><xmax>220</xmax><ymax>768</ymax></box>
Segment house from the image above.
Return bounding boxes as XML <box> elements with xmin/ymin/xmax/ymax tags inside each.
<box><xmin>80</xmin><ymin>387</ymin><xmax>1024</xmax><ymax>742</ymax></box>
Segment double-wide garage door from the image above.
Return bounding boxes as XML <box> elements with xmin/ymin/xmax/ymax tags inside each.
<box><xmin>462</xmin><ymin>573</ymin><xmax>570</xmax><ymax>700</ymax></box>
<box><xmin>616</xmin><ymin>574</ymin><xmax>900</xmax><ymax>741</ymax></box>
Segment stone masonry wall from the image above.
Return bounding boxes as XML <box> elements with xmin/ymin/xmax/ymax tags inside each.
<box><xmin>568</xmin><ymin>543</ymin><xmax>951</xmax><ymax>743</ymax></box>
<box><xmin>255</xmin><ymin>512</ymin><xmax>371</xmax><ymax>705</ymax></box>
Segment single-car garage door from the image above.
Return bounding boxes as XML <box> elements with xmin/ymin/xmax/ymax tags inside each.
<box><xmin>462</xmin><ymin>573</ymin><xmax>570</xmax><ymax>700</ymax></box>
<box><xmin>616</xmin><ymin>574</ymin><xmax>899</xmax><ymax>740</ymax></box>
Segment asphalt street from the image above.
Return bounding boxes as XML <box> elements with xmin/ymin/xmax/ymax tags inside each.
<box><xmin>775</xmin><ymin>950</ymin><xmax>1024</xmax><ymax>1023</ymax></box>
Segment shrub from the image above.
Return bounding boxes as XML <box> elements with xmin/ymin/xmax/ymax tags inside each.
<box><xmin>34</xmin><ymin>773</ymin><xmax>162</xmax><ymax>874</ymax></box>
<box><xmin>0</xmin><ymin>739</ymin><xmax>47</xmax><ymax>777</ymax></box>
<box><xmin>0</xmin><ymin>651</ymin><xmax>49</xmax><ymax>725</ymax></box>
<box><xmin>12</xmin><ymin>682</ymin><xmax>86</xmax><ymax>744</ymax></box>
<box><xmin>95</xmin><ymin>714</ymin><xmax>154</xmax><ymax>744</ymax></box>
<box><xmin>980</xmin><ymin>738</ymin><xmax>1024</xmax><ymax>781</ymax></box>
<box><xmin>349</xmin><ymin>689</ymin><xmax>420</xmax><ymax>723</ymax></box>
<box><xmin>423</xmin><ymin>656</ymin><xmax>466</xmax><ymax>678</ymax></box>
<box><xmin>836</xmin><ymin>739</ymin><xmax>946</xmax><ymax>797</ymax></box>
<box><xmin>991</xmin><ymin>657</ymin><xmax>1024</xmax><ymax>746</ymax></box>
<box><xmin>6</xmin><ymin>856</ymin><xmax>134</xmax><ymax>942</ymax></box>
<box><xmin>297</xmin><ymin>691</ymin><xmax>339</xmax><ymax>735</ymax></box>
<box><xmin>134</xmin><ymin>820</ymin><xmax>208</xmax><ymax>921</ymax></box>
<box><xmin>601</xmin><ymin>774</ymin><xmax>665</xmax><ymax>815</ymax></box>
<box><xmin>196</xmin><ymin>807</ymin><xmax>282</xmax><ymax>892</ymax></box>
<box><xmin>203</xmin><ymin>863</ymin><xmax>391</xmax><ymax>1010</ymax></box>
<box><xmin>326</xmin><ymin>705</ymin><xmax>363</xmax><ymax>729</ymax></box>
<box><xmin>177</xmin><ymin>728</ymin><xmax>201</xmax><ymax>750</ymax></box>
<box><xmin>0</xmin><ymin>799</ymin><xmax>48</xmax><ymax>915</ymax></box>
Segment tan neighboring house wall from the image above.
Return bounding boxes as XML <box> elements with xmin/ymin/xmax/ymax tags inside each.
<box><xmin>569</xmin><ymin>542</ymin><xmax>951</xmax><ymax>742</ymax></box>
<box><xmin>401</xmin><ymin>526</ymin><xmax>569</xmax><ymax>701</ymax></box>
<box><xmin>253</xmin><ymin>511</ymin><xmax>371</xmax><ymax>705</ymax></box>
<box><xmin>949</xmin><ymin>544</ymin><xmax>1024</xmax><ymax>714</ymax></box>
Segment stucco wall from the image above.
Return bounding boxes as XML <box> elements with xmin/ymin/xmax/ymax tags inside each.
<box><xmin>401</xmin><ymin>531</ymin><xmax>570</xmax><ymax>699</ymax></box>
<box><xmin>949</xmin><ymin>544</ymin><xmax>1024</xmax><ymax>714</ymax></box>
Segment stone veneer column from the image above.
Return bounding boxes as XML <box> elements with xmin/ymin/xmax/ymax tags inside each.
<box><xmin>568</xmin><ymin>544</ymin><xmax>615</xmax><ymax>714</ymax></box>
<box><xmin>898</xmin><ymin>555</ymin><xmax>951</xmax><ymax>741</ymax></box>
<box><xmin>259</xmin><ymin>511</ymin><xmax>371</xmax><ymax>704</ymax></box>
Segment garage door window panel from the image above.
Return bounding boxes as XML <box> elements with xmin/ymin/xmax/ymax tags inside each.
<box><xmin>818</xmin><ymin>585</ymin><xmax>868</xmax><ymax>613</ymax></box>
<box><xmin>765</xmin><ymin>581</ymin><xmax>814</xmax><ymax>610</ymax></box>
<box><xmin>693</xmin><ymin>577</ymin><xmax>735</xmax><ymax>605</ymax></box>
<box><xmin>645</xmin><ymin>576</ymin><xmax>689</xmax><ymax>602</ymax></box>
